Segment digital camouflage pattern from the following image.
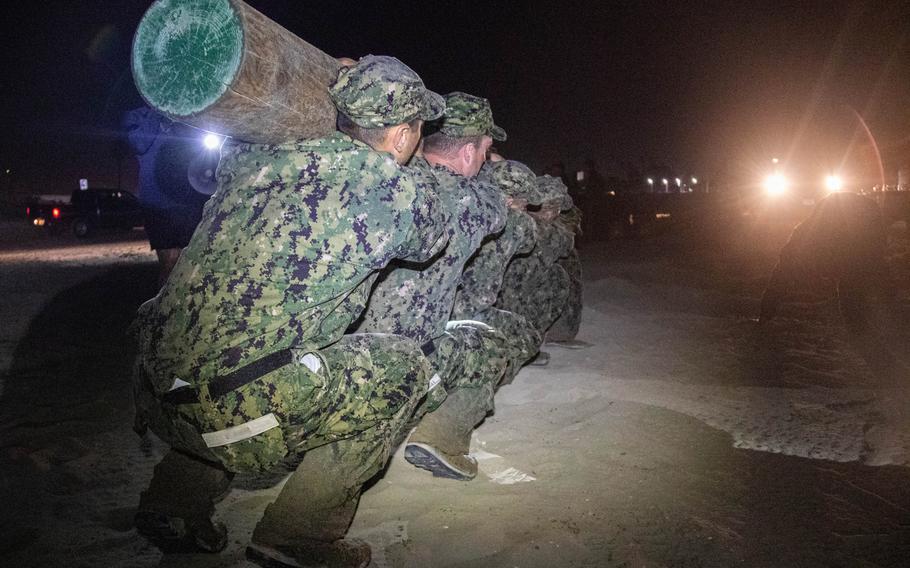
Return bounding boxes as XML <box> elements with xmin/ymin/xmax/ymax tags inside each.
<box><xmin>546</xmin><ymin>206</ymin><xmax>584</xmax><ymax>341</ymax></box>
<box><xmin>498</xmin><ymin>256</ymin><xmax>570</xmax><ymax>335</ymax></box>
<box><xmin>448</xmin><ymin>159</ymin><xmax>547</xmax><ymax>379</ymax></box>
<box><xmin>133</xmin><ymin>132</ymin><xmax>450</xmax><ymax>471</ymax></box>
<box><xmin>546</xmin><ymin>249</ymin><xmax>583</xmax><ymax>342</ymax></box>
<box><xmin>136</xmin><ymin>334</ymin><xmax>432</xmax><ymax>473</ymax></box>
<box><xmin>453</xmin><ymin>208</ymin><xmax>537</xmax><ymax>316</ymax></box>
<box><xmin>328</xmin><ymin>55</ymin><xmax>445</xmax><ymax>128</ymax></box>
<box><xmin>537</xmin><ymin>174</ymin><xmax>575</xmax><ymax>211</ymax></box>
<box><xmin>479</xmin><ymin>159</ymin><xmax>545</xmax><ymax>205</ymax></box>
<box><xmin>434</xmin><ymin>91</ymin><xmax>507</xmax><ymax>141</ymax></box>
<box><xmin>496</xmin><ymin>212</ymin><xmax>574</xmax><ymax>335</ymax></box>
<box><xmin>354</xmin><ymin>157</ymin><xmax>507</xmax><ymax>344</ymax></box>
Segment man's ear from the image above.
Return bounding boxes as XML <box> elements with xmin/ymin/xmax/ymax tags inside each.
<box><xmin>459</xmin><ymin>142</ymin><xmax>478</xmax><ymax>169</ymax></box>
<box><xmin>391</xmin><ymin>124</ymin><xmax>412</xmax><ymax>153</ymax></box>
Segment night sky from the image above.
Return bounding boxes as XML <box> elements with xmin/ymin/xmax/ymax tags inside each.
<box><xmin>1</xmin><ymin>1</ymin><xmax>909</xmax><ymax>197</ymax></box>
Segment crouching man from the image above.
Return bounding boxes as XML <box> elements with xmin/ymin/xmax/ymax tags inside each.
<box><xmin>354</xmin><ymin>92</ymin><xmax>510</xmax><ymax>480</ymax></box>
<box><xmin>759</xmin><ymin>191</ymin><xmax>890</xmax><ymax>333</ymax></box>
<box><xmin>132</xmin><ymin>55</ymin><xmax>449</xmax><ymax>568</ymax></box>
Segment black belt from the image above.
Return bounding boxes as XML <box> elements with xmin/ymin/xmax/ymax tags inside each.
<box><xmin>162</xmin><ymin>348</ymin><xmax>295</xmax><ymax>405</ymax></box>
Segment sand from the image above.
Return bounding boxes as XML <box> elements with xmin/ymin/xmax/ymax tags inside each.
<box><xmin>1</xmin><ymin>215</ymin><xmax>909</xmax><ymax>567</ymax></box>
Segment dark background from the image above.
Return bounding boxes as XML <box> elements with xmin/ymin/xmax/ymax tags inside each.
<box><xmin>1</xmin><ymin>1</ymin><xmax>909</xmax><ymax>199</ymax></box>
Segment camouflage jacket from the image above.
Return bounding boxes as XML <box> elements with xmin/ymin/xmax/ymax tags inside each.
<box><xmin>135</xmin><ymin>133</ymin><xmax>449</xmax><ymax>393</ymax></box>
<box><xmin>535</xmin><ymin>218</ymin><xmax>575</xmax><ymax>265</ymax></box>
<box><xmin>452</xmin><ymin>208</ymin><xmax>538</xmax><ymax>318</ymax></box>
<box><xmin>353</xmin><ymin>158</ymin><xmax>507</xmax><ymax>343</ymax></box>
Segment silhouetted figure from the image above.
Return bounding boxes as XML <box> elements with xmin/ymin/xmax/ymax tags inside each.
<box><xmin>759</xmin><ymin>192</ymin><xmax>890</xmax><ymax>333</ymax></box>
<box><xmin>123</xmin><ymin>107</ymin><xmax>214</xmax><ymax>287</ymax></box>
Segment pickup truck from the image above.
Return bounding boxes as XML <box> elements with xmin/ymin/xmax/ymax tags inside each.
<box><xmin>27</xmin><ymin>188</ymin><xmax>144</xmax><ymax>237</ymax></box>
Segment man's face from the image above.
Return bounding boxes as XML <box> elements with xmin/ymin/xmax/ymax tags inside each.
<box><xmin>465</xmin><ymin>135</ymin><xmax>493</xmax><ymax>178</ymax></box>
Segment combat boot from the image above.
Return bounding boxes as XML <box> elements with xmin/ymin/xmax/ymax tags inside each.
<box><xmin>135</xmin><ymin>449</ymin><xmax>233</xmax><ymax>553</ymax></box>
<box><xmin>529</xmin><ymin>351</ymin><xmax>550</xmax><ymax>366</ymax></box>
<box><xmin>405</xmin><ymin>387</ymin><xmax>489</xmax><ymax>480</ymax></box>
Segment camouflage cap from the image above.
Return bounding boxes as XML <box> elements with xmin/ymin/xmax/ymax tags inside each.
<box><xmin>436</xmin><ymin>92</ymin><xmax>507</xmax><ymax>141</ymax></box>
<box><xmin>536</xmin><ymin>175</ymin><xmax>574</xmax><ymax>210</ymax></box>
<box><xmin>481</xmin><ymin>160</ymin><xmax>544</xmax><ymax>204</ymax></box>
<box><xmin>329</xmin><ymin>55</ymin><xmax>445</xmax><ymax>128</ymax></box>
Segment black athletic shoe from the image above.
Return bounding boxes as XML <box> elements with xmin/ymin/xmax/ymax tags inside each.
<box><xmin>404</xmin><ymin>442</ymin><xmax>477</xmax><ymax>480</ymax></box>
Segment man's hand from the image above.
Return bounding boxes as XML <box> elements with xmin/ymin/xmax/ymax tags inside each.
<box><xmin>530</xmin><ymin>202</ymin><xmax>560</xmax><ymax>222</ymax></box>
<box><xmin>506</xmin><ymin>196</ymin><xmax>528</xmax><ymax>211</ymax></box>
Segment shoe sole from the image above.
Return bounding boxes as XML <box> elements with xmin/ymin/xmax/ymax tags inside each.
<box><xmin>545</xmin><ymin>340</ymin><xmax>592</xmax><ymax>350</ymax></box>
<box><xmin>246</xmin><ymin>542</ymin><xmax>370</xmax><ymax>568</ymax></box>
<box><xmin>405</xmin><ymin>443</ymin><xmax>475</xmax><ymax>480</ymax></box>
<box><xmin>246</xmin><ymin>544</ymin><xmax>305</xmax><ymax>568</ymax></box>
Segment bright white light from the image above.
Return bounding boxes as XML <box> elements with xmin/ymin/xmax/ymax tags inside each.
<box><xmin>764</xmin><ymin>173</ymin><xmax>788</xmax><ymax>196</ymax></box>
<box><xmin>675</xmin><ymin>177</ymin><xmax>681</xmax><ymax>187</ymax></box>
<box><xmin>825</xmin><ymin>174</ymin><xmax>843</xmax><ymax>192</ymax></box>
<box><xmin>646</xmin><ymin>178</ymin><xmax>654</xmax><ymax>185</ymax></box>
<box><xmin>661</xmin><ymin>178</ymin><xmax>668</xmax><ymax>186</ymax></box>
<box><xmin>691</xmin><ymin>177</ymin><xmax>698</xmax><ymax>184</ymax></box>
<box><xmin>772</xmin><ymin>157</ymin><xmax>779</xmax><ymax>164</ymax></box>
<box><xmin>203</xmin><ymin>133</ymin><xmax>222</xmax><ymax>150</ymax></box>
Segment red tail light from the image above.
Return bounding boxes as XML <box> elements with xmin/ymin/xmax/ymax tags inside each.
<box><xmin>52</xmin><ymin>208</ymin><xmax>61</xmax><ymax>219</ymax></box>
<box><xmin>26</xmin><ymin>207</ymin><xmax>30</xmax><ymax>216</ymax></box>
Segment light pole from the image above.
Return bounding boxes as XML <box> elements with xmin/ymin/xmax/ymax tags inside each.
<box><xmin>647</xmin><ymin>178</ymin><xmax>654</xmax><ymax>192</ymax></box>
<box><xmin>661</xmin><ymin>178</ymin><xmax>668</xmax><ymax>192</ymax></box>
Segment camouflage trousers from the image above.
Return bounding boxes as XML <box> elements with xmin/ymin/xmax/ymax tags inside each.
<box><xmin>459</xmin><ymin>307</ymin><xmax>541</xmax><ymax>385</ymax></box>
<box><xmin>137</xmin><ymin>333</ymin><xmax>430</xmax><ymax>545</ymax></box>
<box><xmin>414</xmin><ymin>323</ymin><xmax>510</xmax><ymax>420</ymax></box>
<box><xmin>497</xmin><ymin>257</ymin><xmax>571</xmax><ymax>337</ymax></box>
<box><xmin>547</xmin><ymin>250</ymin><xmax>583</xmax><ymax>342</ymax></box>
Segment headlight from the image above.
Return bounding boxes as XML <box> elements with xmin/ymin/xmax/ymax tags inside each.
<box><xmin>824</xmin><ymin>175</ymin><xmax>843</xmax><ymax>192</ymax></box>
<box><xmin>764</xmin><ymin>173</ymin><xmax>788</xmax><ymax>196</ymax></box>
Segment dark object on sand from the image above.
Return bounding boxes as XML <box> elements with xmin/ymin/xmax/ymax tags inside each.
<box><xmin>759</xmin><ymin>192</ymin><xmax>891</xmax><ymax>332</ymax></box>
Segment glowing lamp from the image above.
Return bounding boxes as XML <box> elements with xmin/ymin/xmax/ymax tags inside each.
<box><xmin>203</xmin><ymin>133</ymin><xmax>223</xmax><ymax>150</ymax></box>
<box><xmin>824</xmin><ymin>175</ymin><xmax>843</xmax><ymax>192</ymax></box>
<box><xmin>764</xmin><ymin>173</ymin><xmax>788</xmax><ymax>196</ymax></box>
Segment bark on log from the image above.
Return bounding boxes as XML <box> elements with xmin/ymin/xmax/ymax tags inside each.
<box><xmin>132</xmin><ymin>0</ymin><xmax>341</xmax><ymax>144</ymax></box>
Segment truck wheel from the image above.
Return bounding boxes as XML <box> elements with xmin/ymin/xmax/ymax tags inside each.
<box><xmin>72</xmin><ymin>218</ymin><xmax>91</xmax><ymax>238</ymax></box>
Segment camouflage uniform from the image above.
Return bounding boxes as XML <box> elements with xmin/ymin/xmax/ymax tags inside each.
<box><xmin>496</xmin><ymin>175</ymin><xmax>575</xmax><ymax>336</ymax></box>
<box><xmin>452</xmin><ymin>160</ymin><xmax>545</xmax><ymax>384</ymax></box>
<box><xmin>132</xmin><ymin>55</ymin><xmax>449</xmax><ymax>563</ymax></box>
<box><xmin>547</xmin><ymin>189</ymin><xmax>585</xmax><ymax>342</ymax></box>
<box><xmin>354</xmin><ymin>92</ymin><xmax>510</xmax><ymax>479</ymax></box>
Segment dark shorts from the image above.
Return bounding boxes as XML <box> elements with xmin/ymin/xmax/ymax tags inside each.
<box><xmin>143</xmin><ymin>207</ymin><xmax>203</xmax><ymax>250</ymax></box>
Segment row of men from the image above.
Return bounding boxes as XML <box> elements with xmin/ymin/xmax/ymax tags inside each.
<box><xmin>131</xmin><ymin>55</ymin><xmax>583</xmax><ymax>568</ymax></box>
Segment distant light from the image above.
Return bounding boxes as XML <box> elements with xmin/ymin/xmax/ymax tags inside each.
<box><xmin>675</xmin><ymin>177</ymin><xmax>681</xmax><ymax>187</ymax></box>
<box><xmin>5</xmin><ymin>169</ymin><xmax>9</xmax><ymax>174</ymax></box>
<box><xmin>764</xmin><ymin>173</ymin><xmax>788</xmax><ymax>196</ymax></box>
<box><xmin>691</xmin><ymin>177</ymin><xmax>698</xmax><ymax>184</ymax></box>
<box><xmin>661</xmin><ymin>178</ymin><xmax>668</xmax><ymax>185</ymax></box>
<box><xmin>52</xmin><ymin>207</ymin><xmax>61</xmax><ymax>219</ymax></box>
<box><xmin>772</xmin><ymin>158</ymin><xmax>779</xmax><ymax>164</ymax></box>
<box><xmin>646</xmin><ymin>178</ymin><xmax>654</xmax><ymax>185</ymax></box>
<box><xmin>825</xmin><ymin>174</ymin><xmax>843</xmax><ymax>192</ymax></box>
<box><xmin>203</xmin><ymin>133</ymin><xmax>222</xmax><ymax>150</ymax></box>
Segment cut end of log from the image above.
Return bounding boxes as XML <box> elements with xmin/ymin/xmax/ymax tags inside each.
<box><xmin>132</xmin><ymin>0</ymin><xmax>244</xmax><ymax>118</ymax></box>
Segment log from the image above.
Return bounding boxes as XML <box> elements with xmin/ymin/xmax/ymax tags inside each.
<box><xmin>132</xmin><ymin>0</ymin><xmax>341</xmax><ymax>144</ymax></box>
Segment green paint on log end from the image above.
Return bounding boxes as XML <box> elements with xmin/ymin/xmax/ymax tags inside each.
<box><xmin>132</xmin><ymin>0</ymin><xmax>243</xmax><ymax>117</ymax></box>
